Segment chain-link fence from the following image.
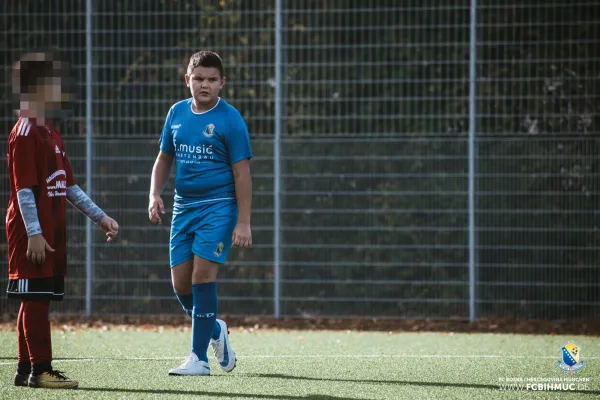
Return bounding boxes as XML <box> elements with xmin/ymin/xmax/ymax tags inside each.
<box><xmin>1</xmin><ymin>0</ymin><xmax>598</xmax><ymax>321</ymax></box>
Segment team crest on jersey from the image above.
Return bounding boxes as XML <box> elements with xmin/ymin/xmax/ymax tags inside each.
<box><xmin>203</xmin><ymin>124</ymin><xmax>216</xmax><ymax>138</ymax></box>
<box><xmin>214</xmin><ymin>242</ymin><xmax>225</xmax><ymax>257</ymax></box>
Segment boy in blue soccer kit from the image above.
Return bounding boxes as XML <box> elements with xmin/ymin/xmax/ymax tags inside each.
<box><xmin>148</xmin><ymin>51</ymin><xmax>252</xmax><ymax>376</ymax></box>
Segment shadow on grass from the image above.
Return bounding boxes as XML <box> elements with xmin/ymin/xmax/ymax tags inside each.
<box><xmin>78</xmin><ymin>387</ymin><xmax>357</xmax><ymax>400</ymax></box>
<box><xmin>242</xmin><ymin>373</ymin><xmax>600</xmax><ymax>396</ymax></box>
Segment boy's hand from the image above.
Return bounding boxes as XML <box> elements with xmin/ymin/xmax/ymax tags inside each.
<box><xmin>232</xmin><ymin>223</ymin><xmax>252</xmax><ymax>248</ymax></box>
<box><xmin>148</xmin><ymin>195</ymin><xmax>165</xmax><ymax>224</ymax></box>
<box><xmin>27</xmin><ymin>234</ymin><xmax>54</xmax><ymax>265</ymax></box>
<box><xmin>98</xmin><ymin>216</ymin><xmax>119</xmax><ymax>242</ymax></box>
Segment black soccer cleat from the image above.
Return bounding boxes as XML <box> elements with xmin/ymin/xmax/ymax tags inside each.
<box><xmin>14</xmin><ymin>372</ymin><xmax>29</xmax><ymax>387</ymax></box>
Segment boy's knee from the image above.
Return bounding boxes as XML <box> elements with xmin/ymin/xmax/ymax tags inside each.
<box><xmin>171</xmin><ymin>259</ymin><xmax>194</xmax><ymax>293</ymax></box>
<box><xmin>173</xmin><ymin>282</ymin><xmax>192</xmax><ymax>295</ymax></box>
<box><xmin>173</xmin><ymin>286</ymin><xmax>191</xmax><ymax>295</ymax></box>
<box><xmin>191</xmin><ymin>270</ymin><xmax>216</xmax><ymax>283</ymax></box>
<box><xmin>192</xmin><ymin>257</ymin><xmax>219</xmax><ymax>283</ymax></box>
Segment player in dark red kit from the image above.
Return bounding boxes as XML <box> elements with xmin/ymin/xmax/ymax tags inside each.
<box><xmin>6</xmin><ymin>52</ymin><xmax>119</xmax><ymax>389</ymax></box>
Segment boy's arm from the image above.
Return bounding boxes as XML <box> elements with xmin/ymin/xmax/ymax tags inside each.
<box><xmin>66</xmin><ymin>184</ymin><xmax>106</xmax><ymax>224</ymax></box>
<box><xmin>148</xmin><ymin>151</ymin><xmax>174</xmax><ymax>224</ymax></box>
<box><xmin>148</xmin><ymin>106</ymin><xmax>176</xmax><ymax>224</ymax></box>
<box><xmin>153</xmin><ymin>104</ymin><xmax>176</xmax><ymax>198</ymax></box>
<box><xmin>17</xmin><ymin>188</ymin><xmax>55</xmax><ymax>264</ymax></box>
<box><xmin>60</xmin><ymin>139</ymin><xmax>107</xmax><ymax>224</ymax></box>
<box><xmin>231</xmin><ymin>159</ymin><xmax>252</xmax><ymax>248</ymax></box>
<box><xmin>66</xmin><ymin>183</ymin><xmax>119</xmax><ymax>242</ymax></box>
<box><xmin>11</xmin><ymin>120</ymin><xmax>39</xmax><ymax>192</ymax></box>
<box><xmin>16</xmin><ymin>188</ymin><xmax>42</xmax><ymax>236</ymax></box>
<box><xmin>226</xmin><ymin>112</ymin><xmax>253</xmax><ymax>247</ymax></box>
<box><xmin>232</xmin><ymin>159</ymin><xmax>252</xmax><ymax>226</ymax></box>
<box><xmin>150</xmin><ymin>151</ymin><xmax>174</xmax><ymax>198</ymax></box>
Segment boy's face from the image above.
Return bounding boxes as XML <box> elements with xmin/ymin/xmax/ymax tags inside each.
<box><xmin>40</xmin><ymin>77</ymin><xmax>63</xmax><ymax>107</ymax></box>
<box><xmin>185</xmin><ymin>66</ymin><xmax>225</xmax><ymax>107</ymax></box>
<box><xmin>21</xmin><ymin>76</ymin><xmax>63</xmax><ymax>108</ymax></box>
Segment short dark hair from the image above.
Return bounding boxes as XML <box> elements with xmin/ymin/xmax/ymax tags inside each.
<box><xmin>13</xmin><ymin>52</ymin><xmax>62</xmax><ymax>94</ymax></box>
<box><xmin>186</xmin><ymin>51</ymin><xmax>224</xmax><ymax>77</ymax></box>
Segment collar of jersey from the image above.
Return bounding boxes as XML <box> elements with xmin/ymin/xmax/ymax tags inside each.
<box><xmin>190</xmin><ymin>97</ymin><xmax>221</xmax><ymax>115</ymax></box>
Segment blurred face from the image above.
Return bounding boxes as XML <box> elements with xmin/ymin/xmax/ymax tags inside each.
<box><xmin>18</xmin><ymin>76</ymin><xmax>63</xmax><ymax>116</ymax></box>
<box><xmin>40</xmin><ymin>76</ymin><xmax>63</xmax><ymax>108</ymax></box>
<box><xmin>13</xmin><ymin>54</ymin><xmax>70</xmax><ymax>119</ymax></box>
<box><xmin>185</xmin><ymin>66</ymin><xmax>225</xmax><ymax>109</ymax></box>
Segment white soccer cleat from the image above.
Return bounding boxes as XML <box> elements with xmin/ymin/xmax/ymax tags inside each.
<box><xmin>210</xmin><ymin>319</ymin><xmax>237</xmax><ymax>372</ymax></box>
<box><xmin>168</xmin><ymin>352</ymin><xmax>210</xmax><ymax>376</ymax></box>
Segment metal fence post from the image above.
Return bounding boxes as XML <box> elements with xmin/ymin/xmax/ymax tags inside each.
<box><xmin>85</xmin><ymin>0</ymin><xmax>94</xmax><ymax>318</ymax></box>
<box><xmin>468</xmin><ymin>0</ymin><xmax>478</xmax><ymax>323</ymax></box>
<box><xmin>273</xmin><ymin>0</ymin><xmax>283</xmax><ymax>319</ymax></box>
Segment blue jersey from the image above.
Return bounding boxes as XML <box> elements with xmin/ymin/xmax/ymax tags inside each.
<box><xmin>159</xmin><ymin>98</ymin><xmax>252</xmax><ymax>205</ymax></box>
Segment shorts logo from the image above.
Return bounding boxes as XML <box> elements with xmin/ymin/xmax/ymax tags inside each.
<box><xmin>214</xmin><ymin>242</ymin><xmax>225</xmax><ymax>257</ymax></box>
<box><xmin>203</xmin><ymin>123</ymin><xmax>216</xmax><ymax>138</ymax></box>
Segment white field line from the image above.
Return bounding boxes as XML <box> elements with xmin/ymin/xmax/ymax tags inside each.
<box><xmin>1</xmin><ymin>354</ymin><xmax>599</xmax><ymax>366</ymax></box>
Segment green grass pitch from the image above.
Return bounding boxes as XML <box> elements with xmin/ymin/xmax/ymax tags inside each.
<box><xmin>0</xmin><ymin>327</ymin><xmax>598</xmax><ymax>399</ymax></box>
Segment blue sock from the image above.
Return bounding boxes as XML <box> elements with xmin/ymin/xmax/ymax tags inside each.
<box><xmin>212</xmin><ymin>318</ymin><xmax>221</xmax><ymax>340</ymax></box>
<box><xmin>191</xmin><ymin>282</ymin><xmax>218</xmax><ymax>362</ymax></box>
<box><xmin>175</xmin><ymin>292</ymin><xmax>193</xmax><ymax>318</ymax></box>
<box><xmin>177</xmin><ymin>291</ymin><xmax>221</xmax><ymax>340</ymax></box>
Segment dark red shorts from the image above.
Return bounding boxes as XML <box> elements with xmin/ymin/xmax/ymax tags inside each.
<box><xmin>6</xmin><ymin>276</ymin><xmax>65</xmax><ymax>301</ymax></box>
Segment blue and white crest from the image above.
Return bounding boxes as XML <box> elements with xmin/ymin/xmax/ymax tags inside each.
<box><xmin>557</xmin><ymin>341</ymin><xmax>585</xmax><ymax>374</ymax></box>
<box><xmin>203</xmin><ymin>123</ymin><xmax>216</xmax><ymax>138</ymax></box>
<box><xmin>214</xmin><ymin>242</ymin><xmax>224</xmax><ymax>257</ymax></box>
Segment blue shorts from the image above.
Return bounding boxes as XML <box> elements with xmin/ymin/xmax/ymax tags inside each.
<box><xmin>169</xmin><ymin>199</ymin><xmax>238</xmax><ymax>267</ymax></box>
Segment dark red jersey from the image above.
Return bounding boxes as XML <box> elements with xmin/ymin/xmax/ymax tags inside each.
<box><xmin>5</xmin><ymin>118</ymin><xmax>75</xmax><ymax>279</ymax></box>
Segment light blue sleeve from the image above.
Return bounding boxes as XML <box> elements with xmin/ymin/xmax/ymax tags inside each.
<box><xmin>16</xmin><ymin>188</ymin><xmax>42</xmax><ymax>237</ymax></box>
<box><xmin>66</xmin><ymin>184</ymin><xmax>106</xmax><ymax>224</ymax></box>
<box><xmin>158</xmin><ymin>106</ymin><xmax>175</xmax><ymax>156</ymax></box>
<box><xmin>225</xmin><ymin>111</ymin><xmax>252</xmax><ymax>165</ymax></box>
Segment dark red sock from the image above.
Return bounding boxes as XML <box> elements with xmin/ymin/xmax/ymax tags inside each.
<box><xmin>17</xmin><ymin>302</ymin><xmax>30</xmax><ymax>365</ymax></box>
<box><xmin>22</xmin><ymin>300</ymin><xmax>52</xmax><ymax>369</ymax></box>
<box><xmin>16</xmin><ymin>302</ymin><xmax>32</xmax><ymax>375</ymax></box>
